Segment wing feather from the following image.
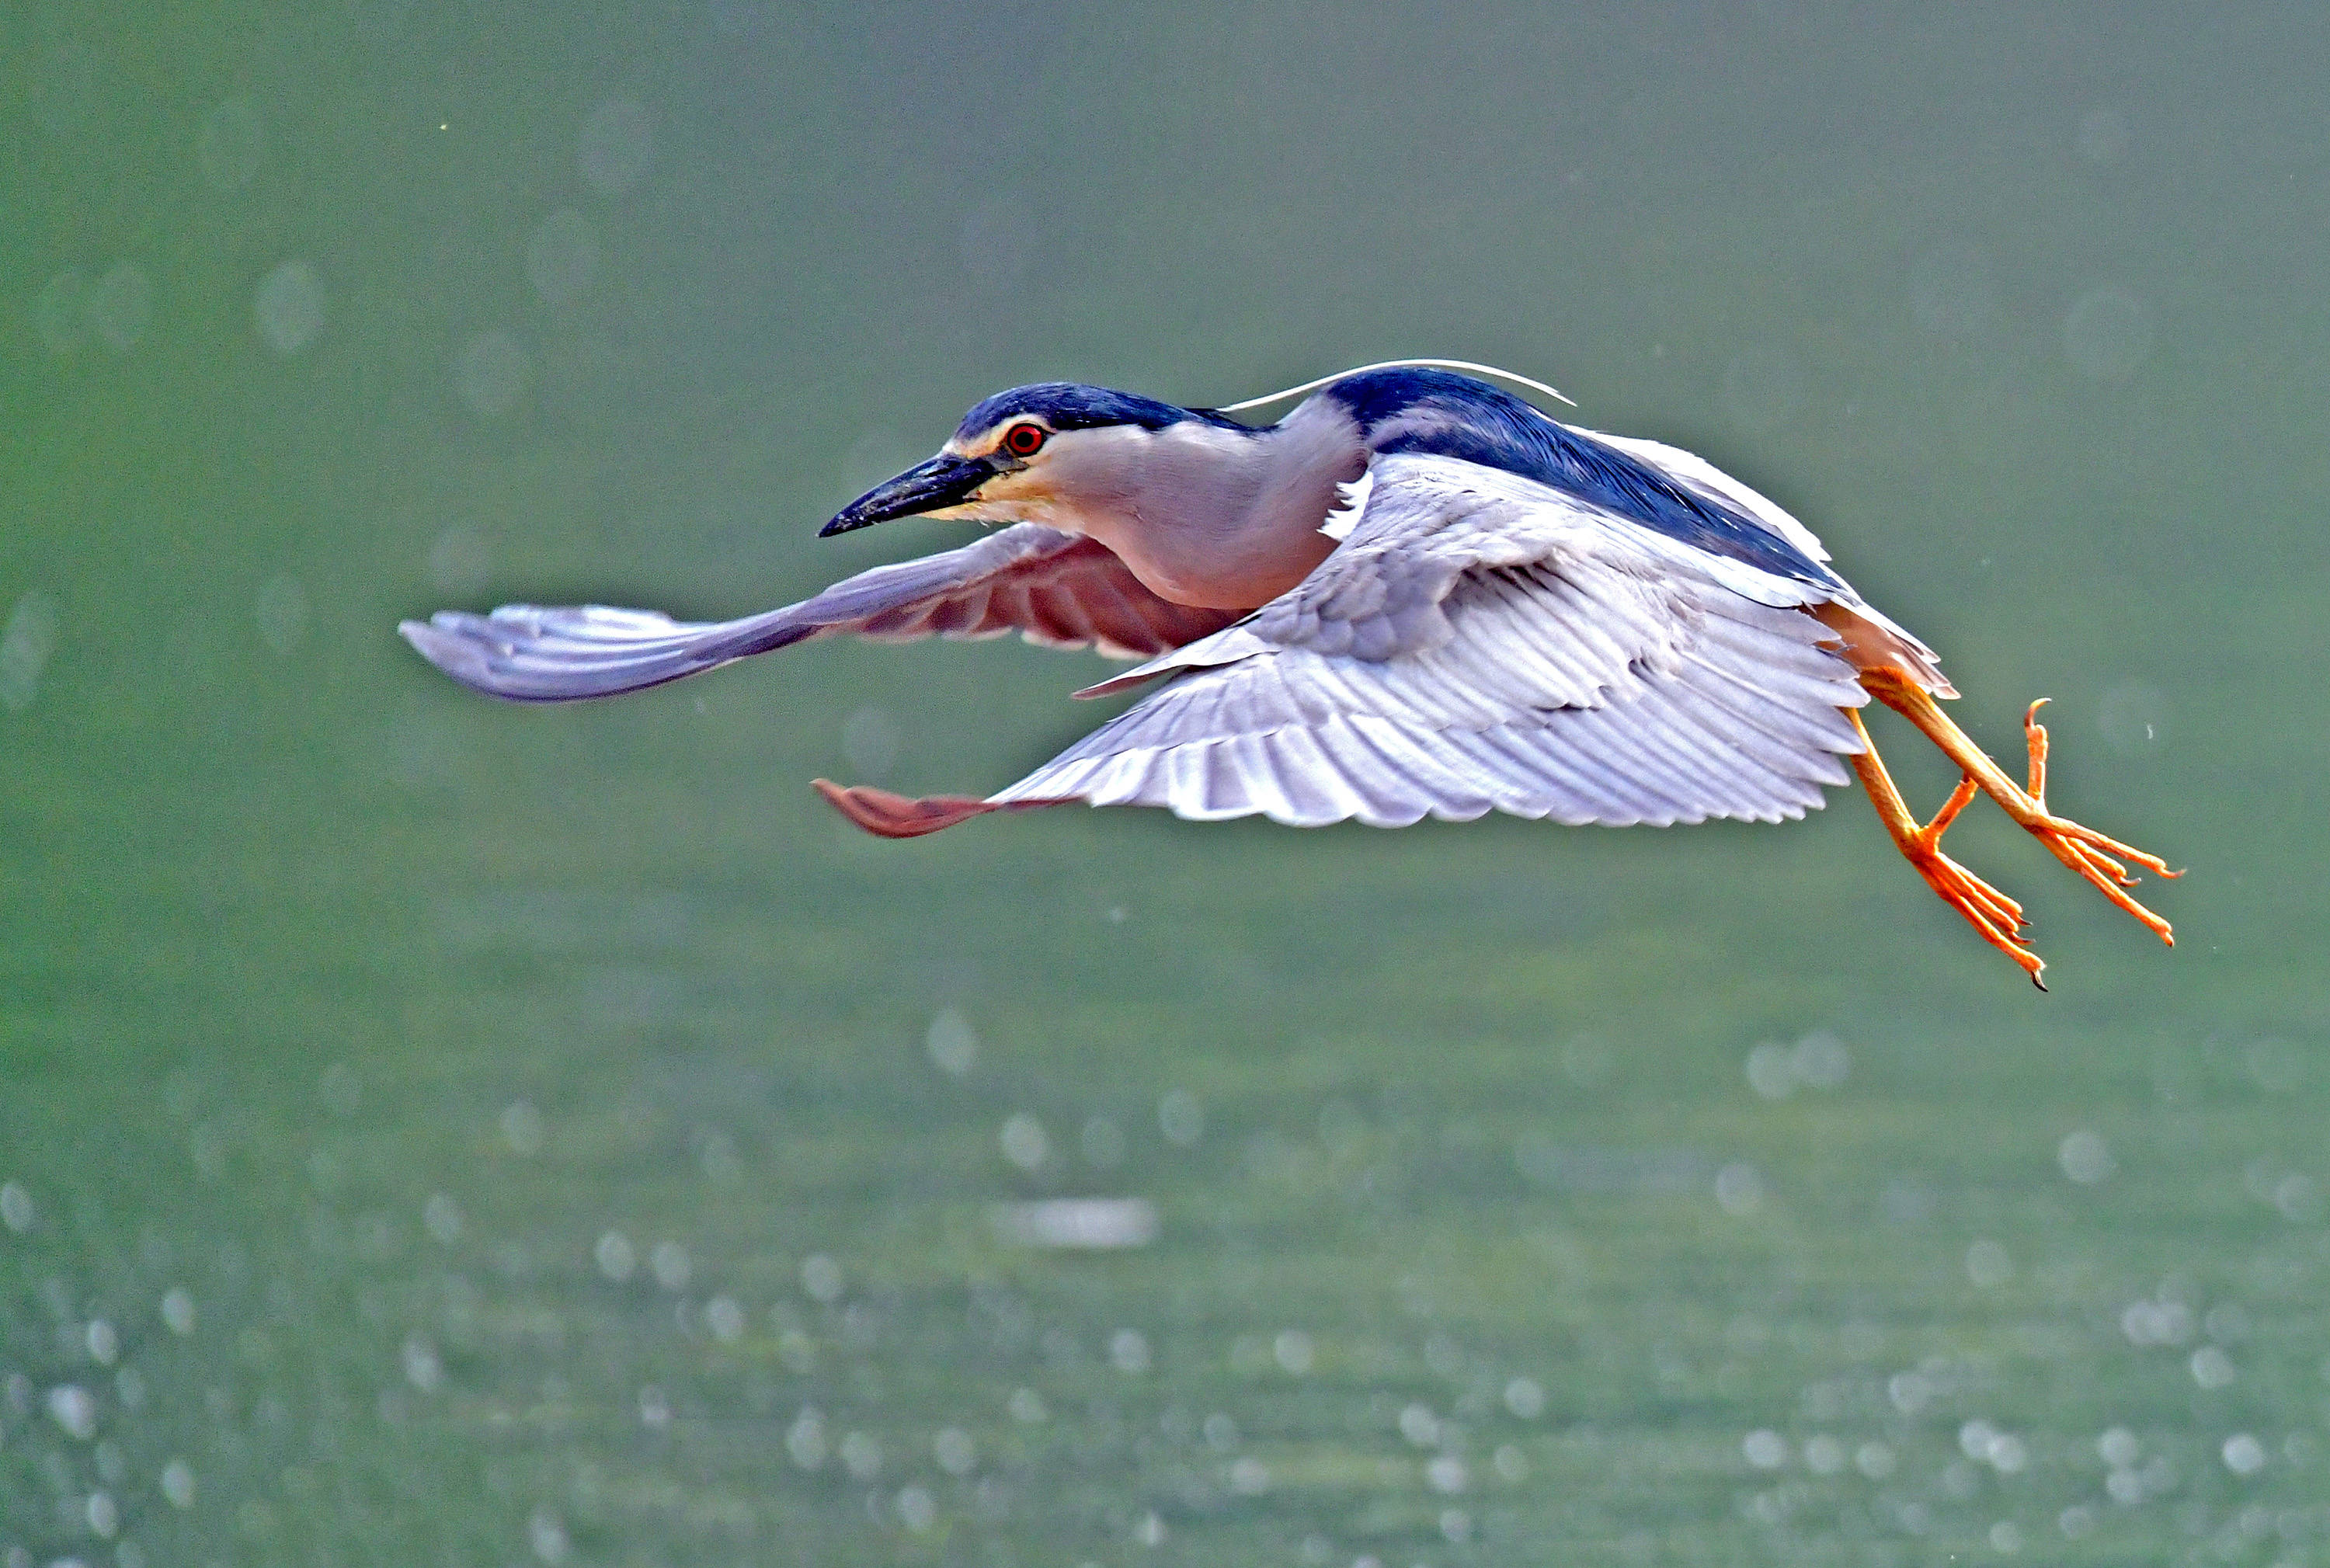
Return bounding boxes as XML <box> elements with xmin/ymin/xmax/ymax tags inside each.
<box><xmin>399</xmin><ymin>523</ymin><xmax>1238</xmax><ymax>702</ymax></box>
<box><xmin>988</xmin><ymin>454</ymin><xmax>1875</xmax><ymax>829</ymax></box>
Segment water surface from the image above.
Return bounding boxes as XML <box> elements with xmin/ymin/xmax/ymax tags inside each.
<box><xmin>5</xmin><ymin>7</ymin><xmax>2327</xmax><ymax>1564</ymax></box>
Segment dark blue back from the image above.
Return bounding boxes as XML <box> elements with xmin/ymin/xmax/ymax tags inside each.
<box><xmin>1324</xmin><ymin>368</ymin><xmax>1839</xmax><ymax>588</ymax></box>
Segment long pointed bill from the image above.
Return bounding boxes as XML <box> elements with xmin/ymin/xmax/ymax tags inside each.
<box><xmin>820</xmin><ymin>454</ymin><xmax>997</xmax><ymax>536</ymax></box>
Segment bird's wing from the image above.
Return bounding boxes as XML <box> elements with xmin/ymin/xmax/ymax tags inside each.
<box><xmin>1576</xmin><ymin>425</ymin><xmax>1952</xmax><ymax>691</ymax></box>
<box><xmin>987</xmin><ymin>454</ymin><xmax>1870</xmax><ymax>829</ymax></box>
<box><xmin>398</xmin><ymin>523</ymin><xmax>1239</xmax><ymax>701</ymax></box>
<box><xmin>1566</xmin><ymin>426</ymin><xmax>1834</xmax><ymax>565</ymax></box>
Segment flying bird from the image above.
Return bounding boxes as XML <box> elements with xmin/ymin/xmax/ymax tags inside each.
<box><xmin>400</xmin><ymin>360</ymin><xmax>2175</xmax><ymax>986</ymax></box>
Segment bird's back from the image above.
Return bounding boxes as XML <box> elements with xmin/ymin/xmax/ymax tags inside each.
<box><xmin>1318</xmin><ymin>367</ymin><xmax>1841</xmax><ymax>591</ymax></box>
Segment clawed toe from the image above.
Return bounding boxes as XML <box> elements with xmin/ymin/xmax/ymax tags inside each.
<box><xmin>1855</xmin><ymin>679</ymin><xmax>2181</xmax><ymax>984</ymax></box>
<box><xmin>1902</xmin><ymin>814</ymin><xmax>2045</xmax><ymax>987</ymax></box>
<box><xmin>2002</xmin><ymin>701</ymin><xmax>2177</xmax><ymax>944</ymax></box>
<box><xmin>2021</xmin><ymin>815</ymin><xmax>2178</xmax><ymax>945</ymax></box>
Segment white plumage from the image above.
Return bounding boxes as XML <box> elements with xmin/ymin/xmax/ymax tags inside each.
<box><xmin>999</xmin><ymin>453</ymin><xmax>1867</xmax><ymax>828</ymax></box>
<box><xmin>400</xmin><ymin>361</ymin><xmax>2176</xmax><ymax>985</ymax></box>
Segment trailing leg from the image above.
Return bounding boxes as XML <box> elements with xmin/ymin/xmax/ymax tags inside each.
<box><xmin>1862</xmin><ymin>672</ymin><xmax>2179</xmax><ymax>949</ymax></box>
<box><xmin>1846</xmin><ymin>708</ymin><xmax>2045</xmax><ymax>986</ymax></box>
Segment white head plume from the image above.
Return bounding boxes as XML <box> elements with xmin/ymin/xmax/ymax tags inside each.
<box><xmin>1220</xmin><ymin>358</ymin><xmax>1576</xmax><ymax>416</ymax></box>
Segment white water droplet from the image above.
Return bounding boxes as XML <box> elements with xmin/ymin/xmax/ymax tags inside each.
<box><xmin>934</xmin><ymin>1427</ymin><xmax>975</xmax><ymax>1475</ymax></box>
<box><xmin>800</xmin><ymin>1253</ymin><xmax>843</xmax><ymax>1302</ymax></box>
<box><xmin>256</xmin><ymin>573</ymin><xmax>309</xmax><ymax>655</ymax></box>
<box><xmin>499</xmin><ymin>1099</ymin><xmax>544</xmax><ymax>1155</ymax></box>
<box><xmin>48</xmin><ymin>1383</ymin><xmax>99</xmax><ymax>1441</ymax></box>
<box><xmin>1791</xmin><ymin>1031</ymin><xmax>1849</xmax><ymax>1090</ymax></box>
<box><xmin>1000</xmin><ymin>1113</ymin><xmax>1048</xmax><ymax>1172</ymax></box>
<box><xmin>923</xmin><ymin>1007</ymin><xmax>976</xmax><ymax>1076</ymax></box>
<box><xmin>1158</xmin><ymin>1089</ymin><xmax>1203</xmax><ymax>1147</ymax></box>
<box><xmin>1966</xmin><ymin>1239</ymin><xmax>2013</xmax><ymax>1288</ymax></box>
<box><xmin>456</xmin><ymin>330</ymin><xmax>531</xmax><ymax>418</ymax></box>
<box><xmin>1715</xmin><ymin>1162</ymin><xmax>1765</xmax><ymax>1216</ymax></box>
<box><xmin>529</xmin><ymin>1505</ymin><xmax>569</xmax><ymax>1563</ymax></box>
<box><xmin>839</xmin><ymin>1429</ymin><xmax>882</xmax><ymax>1480</ymax></box>
<box><xmin>705</xmin><ymin>1295</ymin><xmax>745</xmax><ymax>1342</ymax></box>
<box><xmin>1745</xmin><ymin>1042</ymin><xmax>1795</xmax><ymax>1100</ymax></box>
<box><xmin>785</xmin><ymin>1406</ymin><xmax>826</xmax><ymax>1468</ymax></box>
<box><xmin>2</xmin><ymin>592</ymin><xmax>61</xmax><ymax>712</ymax></box>
<box><xmin>843</xmin><ymin>706</ymin><xmax>902</xmax><ymax>781</ymax></box>
<box><xmin>0</xmin><ymin>1180</ymin><xmax>34</xmax><ymax>1232</ymax></box>
<box><xmin>895</xmin><ymin>1483</ymin><xmax>937</xmax><ymax>1531</ymax></box>
<box><xmin>2059</xmin><ymin>1129</ymin><xmax>2116</xmax><ymax>1184</ymax></box>
<box><xmin>422</xmin><ymin>1193</ymin><xmax>463</xmax><ymax>1243</ymax></box>
<box><xmin>649</xmin><ymin>1240</ymin><xmax>691</xmax><ymax>1291</ymax></box>
<box><xmin>255</xmin><ymin>259</ymin><xmax>325</xmax><ymax>355</ymax></box>
<box><xmin>88</xmin><ymin>262</ymin><xmax>153</xmax><ymax>353</ymax></box>
<box><xmin>402</xmin><ymin>1333</ymin><xmax>443</xmax><ymax>1392</ymax></box>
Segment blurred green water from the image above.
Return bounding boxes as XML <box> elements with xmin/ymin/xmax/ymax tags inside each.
<box><xmin>5</xmin><ymin>5</ymin><xmax>2328</xmax><ymax>1564</ymax></box>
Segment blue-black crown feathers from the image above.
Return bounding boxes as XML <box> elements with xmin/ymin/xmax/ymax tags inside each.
<box><xmin>957</xmin><ymin>383</ymin><xmax>1250</xmax><ymax>442</ymax></box>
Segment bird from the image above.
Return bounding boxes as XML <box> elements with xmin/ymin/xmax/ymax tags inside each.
<box><xmin>400</xmin><ymin>359</ymin><xmax>2176</xmax><ymax>987</ymax></box>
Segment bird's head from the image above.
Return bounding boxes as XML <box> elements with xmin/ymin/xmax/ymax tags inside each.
<box><xmin>819</xmin><ymin>383</ymin><xmax>1257</xmax><ymax>537</ymax></box>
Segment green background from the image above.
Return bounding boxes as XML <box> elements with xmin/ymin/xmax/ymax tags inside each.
<box><xmin>5</xmin><ymin>5</ymin><xmax>2325</xmax><ymax>1564</ymax></box>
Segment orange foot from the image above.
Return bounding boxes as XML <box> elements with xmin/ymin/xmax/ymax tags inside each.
<box><xmin>1852</xmin><ymin>676</ymin><xmax>2182</xmax><ymax>988</ymax></box>
<box><xmin>1847</xmin><ymin>718</ymin><xmax>2045</xmax><ymax>985</ymax></box>
<box><xmin>1997</xmin><ymin>700</ymin><xmax>2181</xmax><ymax>946</ymax></box>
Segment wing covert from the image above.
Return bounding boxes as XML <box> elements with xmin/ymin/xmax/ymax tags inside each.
<box><xmin>992</xmin><ymin>455</ymin><xmax>1871</xmax><ymax>829</ymax></box>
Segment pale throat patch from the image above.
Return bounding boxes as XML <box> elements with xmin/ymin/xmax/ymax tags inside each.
<box><xmin>1319</xmin><ymin>468</ymin><xmax>1375</xmax><ymax>541</ymax></box>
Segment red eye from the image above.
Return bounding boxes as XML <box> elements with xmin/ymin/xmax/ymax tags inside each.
<box><xmin>1002</xmin><ymin>422</ymin><xmax>1047</xmax><ymax>457</ymax></box>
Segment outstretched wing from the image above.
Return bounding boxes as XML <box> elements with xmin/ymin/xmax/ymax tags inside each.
<box><xmin>399</xmin><ymin>523</ymin><xmax>1238</xmax><ymax>701</ymax></box>
<box><xmin>1575</xmin><ymin>424</ymin><xmax>1953</xmax><ymax>695</ymax></box>
<box><xmin>983</xmin><ymin>454</ymin><xmax>1871</xmax><ymax>829</ymax></box>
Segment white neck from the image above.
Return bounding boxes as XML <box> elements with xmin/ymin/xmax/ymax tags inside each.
<box><xmin>1050</xmin><ymin>398</ymin><xmax>1367</xmax><ymax>610</ymax></box>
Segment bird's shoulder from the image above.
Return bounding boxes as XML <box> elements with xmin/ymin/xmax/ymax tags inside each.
<box><xmin>1320</xmin><ymin>368</ymin><xmax>1839</xmax><ymax>589</ymax></box>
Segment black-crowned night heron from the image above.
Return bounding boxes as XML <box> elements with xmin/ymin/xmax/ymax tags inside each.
<box><xmin>402</xmin><ymin>360</ymin><xmax>2175</xmax><ymax>986</ymax></box>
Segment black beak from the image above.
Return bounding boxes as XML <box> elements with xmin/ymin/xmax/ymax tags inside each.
<box><xmin>820</xmin><ymin>454</ymin><xmax>998</xmax><ymax>537</ymax></box>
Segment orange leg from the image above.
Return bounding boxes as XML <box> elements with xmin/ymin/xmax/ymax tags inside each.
<box><xmin>1847</xmin><ymin>709</ymin><xmax>2047</xmax><ymax>986</ymax></box>
<box><xmin>1855</xmin><ymin>673</ymin><xmax>2179</xmax><ymax>980</ymax></box>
